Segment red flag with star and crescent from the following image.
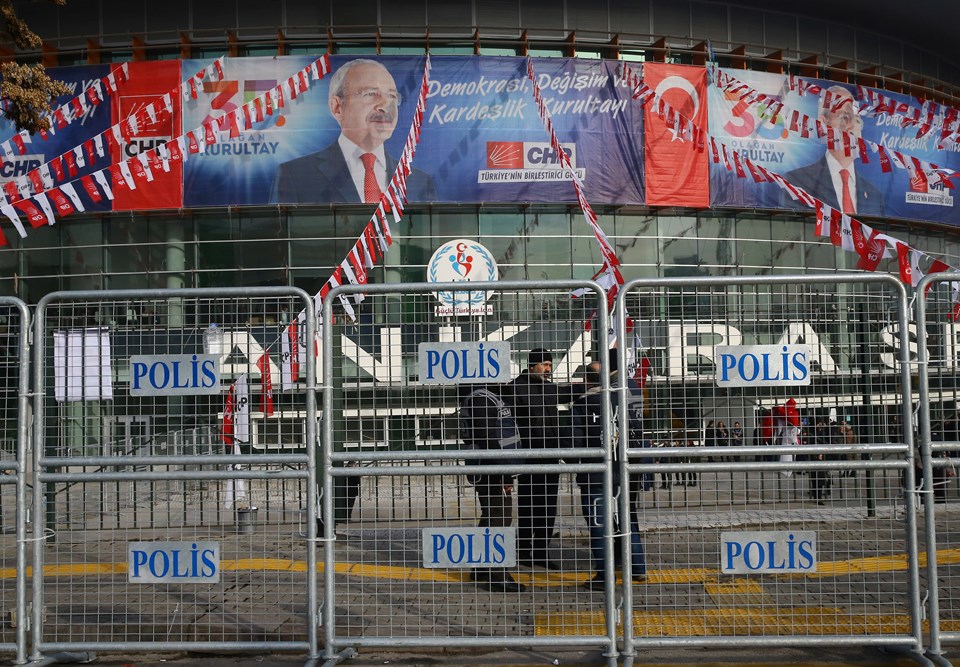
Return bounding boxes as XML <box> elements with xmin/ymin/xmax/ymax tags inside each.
<box><xmin>643</xmin><ymin>63</ymin><xmax>710</xmax><ymax>207</ymax></box>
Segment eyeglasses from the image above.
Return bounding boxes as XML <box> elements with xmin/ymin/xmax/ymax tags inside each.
<box><xmin>343</xmin><ymin>88</ymin><xmax>402</xmax><ymax>106</ymax></box>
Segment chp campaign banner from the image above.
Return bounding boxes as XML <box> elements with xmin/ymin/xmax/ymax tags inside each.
<box><xmin>111</xmin><ymin>60</ymin><xmax>184</xmax><ymax>211</ymax></box>
<box><xmin>181</xmin><ymin>55</ymin><xmax>644</xmax><ymax>207</ymax></box>
<box><xmin>0</xmin><ymin>64</ymin><xmax>114</xmax><ymax>213</ymax></box>
<box><xmin>708</xmin><ymin>68</ymin><xmax>960</xmax><ymax>226</ymax></box>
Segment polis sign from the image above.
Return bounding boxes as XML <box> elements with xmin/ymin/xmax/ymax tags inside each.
<box><xmin>128</xmin><ymin>541</ymin><xmax>220</xmax><ymax>583</ymax></box>
<box><xmin>129</xmin><ymin>354</ymin><xmax>220</xmax><ymax>396</ymax></box>
<box><xmin>715</xmin><ymin>344</ymin><xmax>811</xmax><ymax>387</ymax></box>
<box><xmin>418</xmin><ymin>341</ymin><xmax>511</xmax><ymax>385</ymax></box>
<box><xmin>721</xmin><ymin>531</ymin><xmax>816</xmax><ymax>574</ymax></box>
<box><xmin>422</xmin><ymin>526</ymin><xmax>517</xmax><ymax>568</ymax></box>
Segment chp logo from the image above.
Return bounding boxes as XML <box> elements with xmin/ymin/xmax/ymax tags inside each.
<box><xmin>123</xmin><ymin>137</ymin><xmax>172</xmax><ymax>161</ymax></box>
<box><xmin>907</xmin><ymin>169</ymin><xmax>954</xmax><ymax>207</ymax></box>
<box><xmin>428</xmin><ymin>239</ymin><xmax>498</xmax><ymax>316</ymax></box>
<box><xmin>479</xmin><ymin>141</ymin><xmax>584</xmax><ymax>184</ymax></box>
<box><xmin>0</xmin><ymin>154</ymin><xmax>43</xmax><ymax>181</ymax></box>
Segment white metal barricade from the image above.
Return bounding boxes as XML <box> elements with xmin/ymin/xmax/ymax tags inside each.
<box><xmin>30</xmin><ymin>288</ymin><xmax>319</xmax><ymax>663</ymax></box>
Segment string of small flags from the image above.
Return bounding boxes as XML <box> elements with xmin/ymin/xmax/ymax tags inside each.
<box><xmin>0</xmin><ymin>55</ymin><xmax>328</xmax><ymax>245</ymax></box>
<box><xmin>622</xmin><ymin>61</ymin><xmax>960</xmax><ymax>318</ymax></box>
<box><xmin>787</xmin><ymin>73</ymin><xmax>960</xmax><ymax>150</ymax></box>
<box><xmin>2</xmin><ymin>57</ymin><xmax>226</xmax><ymax>208</ymax></box>
<box><xmin>714</xmin><ymin>68</ymin><xmax>955</xmax><ymax>191</ymax></box>
<box><xmin>525</xmin><ymin>57</ymin><xmax>623</xmax><ymax>313</ymax></box>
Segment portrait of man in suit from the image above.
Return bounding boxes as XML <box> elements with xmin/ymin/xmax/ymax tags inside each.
<box><xmin>781</xmin><ymin>85</ymin><xmax>884</xmax><ymax>217</ymax></box>
<box><xmin>272</xmin><ymin>59</ymin><xmax>436</xmax><ymax>204</ymax></box>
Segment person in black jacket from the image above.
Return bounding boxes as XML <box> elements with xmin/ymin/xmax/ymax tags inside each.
<box><xmin>572</xmin><ymin>357</ymin><xmax>647</xmax><ymax>590</ymax></box>
<box><xmin>459</xmin><ymin>383</ymin><xmax>526</xmax><ymax>593</ymax></box>
<box><xmin>510</xmin><ymin>348</ymin><xmax>587</xmax><ymax>569</ymax></box>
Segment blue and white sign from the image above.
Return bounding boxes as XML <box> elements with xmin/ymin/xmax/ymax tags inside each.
<box><xmin>428</xmin><ymin>239</ymin><xmax>499</xmax><ymax>316</ymax></box>
<box><xmin>128</xmin><ymin>541</ymin><xmax>220</xmax><ymax>583</ymax></box>
<box><xmin>721</xmin><ymin>531</ymin><xmax>816</xmax><ymax>574</ymax></box>
<box><xmin>422</xmin><ymin>526</ymin><xmax>516</xmax><ymax>568</ymax></box>
<box><xmin>129</xmin><ymin>354</ymin><xmax>220</xmax><ymax>396</ymax></box>
<box><xmin>715</xmin><ymin>344</ymin><xmax>811</xmax><ymax>387</ymax></box>
<box><xmin>418</xmin><ymin>341</ymin><xmax>511</xmax><ymax>385</ymax></box>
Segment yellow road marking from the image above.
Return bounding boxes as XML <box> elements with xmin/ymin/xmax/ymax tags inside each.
<box><xmin>535</xmin><ymin>609</ymin><xmax>919</xmax><ymax>637</ymax></box>
<box><xmin>4</xmin><ymin>547</ymin><xmax>959</xmax><ymax>586</ymax></box>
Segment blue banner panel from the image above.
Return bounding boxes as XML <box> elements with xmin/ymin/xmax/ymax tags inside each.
<box><xmin>708</xmin><ymin>68</ymin><xmax>960</xmax><ymax>226</ymax></box>
<box><xmin>182</xmin><ymin>55</ymin><xmax>644</xmax><ymax>207</ymax></box>
<box><xmin>0</xmin><ymin>65</ymin><xmax>113</xmax><ymax>213</ymax></box>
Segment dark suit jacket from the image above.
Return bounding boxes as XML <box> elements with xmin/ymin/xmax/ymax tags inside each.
<box><xmin>780</xmin><ymin>155</ymin><xmax>885</xmax><ymax>216</ymax></box>
<box><xmin>271</xmin><ymin>141</ymin><xmax>437</xmax><ymax>204</ymax></box>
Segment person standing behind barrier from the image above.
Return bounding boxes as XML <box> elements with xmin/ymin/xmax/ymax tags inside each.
<box><xmin>572</xmin><ymin>357</ymin><xmax>646</xmax><ymax>590</ymax></box>
<box><xmin>459</xmin><ymin>383</ymin><xmax>526</xmax><ymax>593</ymax></box>
<box><xmin>808</xmin><ymin>419</ymin><xmax>831</xmax><ymax>503</ymax></box>
<box><xmin>704</xmin><ymin>420</ymin><xmax>716</xmax><ymax>463</ymax></box>
<box><xmin>716</xmin><ymin>420</ymin><xmax>730</xmax><ymax>462</ymax></box>
<box><xmin>510</xmin><ymin>348</ymin><xmax>587</xmax><ymax>570</ymax></box>
<box><xmin>731</xmin><ymin>421</ymin><xmax>744</xmax><ymax>462</ymax></box>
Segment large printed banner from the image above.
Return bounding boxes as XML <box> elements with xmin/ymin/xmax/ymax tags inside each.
<box><xmin>181</xmin><ymin>55</ymin><xmax>645</xmax><ymax>206</ymax></box>
<box><xmin>709</xmin><ymin>68</ymin><xmax>960</xmax><ymax>225</ymax></box>
<box><xmin>5</xmin><ymin>57</ymin><xmax>960</xmax><ymax>228</ymax></box>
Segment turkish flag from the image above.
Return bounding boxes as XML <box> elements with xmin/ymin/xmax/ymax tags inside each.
<box><xmin>643</xmin><ymin>63</ymin><xmax>709</xmax><ymax>207</ymax></box>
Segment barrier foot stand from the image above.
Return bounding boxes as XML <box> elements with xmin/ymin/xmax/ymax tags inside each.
<box><xmin>319</xmin><ymin>646</ymin><xmax>357</xmax><ymax>667</ymax></box>
<box><xmin>27</xmin><ymin>652</ymin><xmax>96</xmax><ymax>666</ymax></box>
<box><xmin>880</xmin><ymin>645</ymin><xmax>936</xmax><ymax>667</ymax></box>
<box><xmin>926</xmin><ymin>651</ymin><xmax>953</xmax><ymax>667</ymax></box>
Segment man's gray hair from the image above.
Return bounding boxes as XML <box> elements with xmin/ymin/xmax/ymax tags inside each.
<box><xmin>819</xmin><ymin>84</ymin><xmax>855</xmax><ymax>120</ymax></box>
<box><xmin>328</xmin><ymin>59</ymin><xmax>390</xmax><ymax>101</ymax></box>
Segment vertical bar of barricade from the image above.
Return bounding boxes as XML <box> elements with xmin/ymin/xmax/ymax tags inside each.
<box><xmin>615</xmin><ymin>274</ymin><xmax>924</xmax><ymax>660</ymax></box>
<box><xmin>915</xmin><ymin>271</ymin><xmax>958</xmax><ymax>663</ymax></box>
<box><xmin>0</xmin><ymin>298</ymin><xmax>30</xmax><ymax>664</ymax></box>
<box><xmin>30</xmin><ymin>287</ymin><xmax>315</xmax><ymax>660</ymax></box>
<box><xmin>321</xmin><ymin>280</ymin><xmax>617</xmax><ymax>664</ymax></box>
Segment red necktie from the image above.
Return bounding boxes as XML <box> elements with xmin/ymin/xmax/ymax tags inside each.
<box><xmin>839</xmin><ymin>168</ymin><xmax>855</xmax><ymax>215</ymax></box>
<box><xmin>360</xmin><ymin>153</ymin><xmax>380</xmax><ymax>203</ymax></box>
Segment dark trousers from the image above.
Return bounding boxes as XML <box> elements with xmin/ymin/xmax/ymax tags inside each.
<box><xmin>578</xmin><ymin>472</ymin><xmax>646</xmax><ymax>580</ymax></box>
<box><xmin>472</xmin><ymin>475</ymin><xmax>515</xmax><ymax>581</ymax></box>
<box><xmin>516</xmin><ymin>472</ymin><xmax>559</xmax><ymax>562</ymax></box>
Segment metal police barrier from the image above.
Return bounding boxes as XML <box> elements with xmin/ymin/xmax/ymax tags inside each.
<box><xmin>917</xmin><ymin>271</ymin><xmax>960</xmax><ymax>664</ymax></box>
<box><xmin>320</xmin><ymin>281</ymin><xmax>623</xmax><ymax>666</ymax></box>
<box><xmin>30</xmin><ymin>288</ymin><xmax>319</xmax><ymax>662</ymax></box>
<box><xmin>614</xmin><ymin>274</ymin><xmax>926</xmax><ymax>665</ymax></box>
<box><xmin>0</xmin><ymin>298</ymin><xmax>30</xmax><ymax>664</ymax></box>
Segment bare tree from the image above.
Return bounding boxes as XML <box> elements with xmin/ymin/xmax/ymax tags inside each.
<box><xmin>0</xmin><ymin>0</ymin><xmax>71</xmax><ymax>134</ymax></box>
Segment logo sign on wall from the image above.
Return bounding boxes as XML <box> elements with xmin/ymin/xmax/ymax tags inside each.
<box><xmin>427</xmin><ymin>239</ymin><xmax>499</xmax><ymax>316</ymax></box>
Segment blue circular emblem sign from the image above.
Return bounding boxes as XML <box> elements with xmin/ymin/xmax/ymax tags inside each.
<box><xmin>427</xmin><ymin>239</ymin><xmax>499</xmax><ymax>316</ymax></box>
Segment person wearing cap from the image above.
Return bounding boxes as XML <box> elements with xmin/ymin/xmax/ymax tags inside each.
<box><xmin>510</xmin><ymin>348</ymin><xmax>588</xmax><ymax>570</ymax></box>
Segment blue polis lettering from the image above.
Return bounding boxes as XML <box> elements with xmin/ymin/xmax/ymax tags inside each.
<box><xmin>425</xmin><ymin>344</ymin><xmax>501</xmax><ymax>381</ymax></box>
<box><xmin>131</xmin><ymin>355</ymin><xmax>217</xmax><ymax>391</ymax></box>
<box><xmin>430</xmin><ymin>528</ymin><xmax>507</xmax><ymax>565</ymax></box>
<box><xmin>719</xmin><ymin>346</ymin><xmax>808</xmax><ymax>383</ymax></box>
<box><xmin>724</xmin><ymin>534</ymin><xmax>814</xmax><ymax>571</ymax></box>
<box><xmin>131</xmin><ymin>543</ymin><xmax>217</xmax><ymax>579</ymax></box>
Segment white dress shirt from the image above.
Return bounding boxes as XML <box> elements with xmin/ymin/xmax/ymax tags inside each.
<box><xmin>338</xmin><ymin>135</ymin><xmax>387</xmax><ymax>201</ymax></box>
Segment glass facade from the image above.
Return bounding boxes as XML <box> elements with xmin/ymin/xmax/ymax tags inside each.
<box><xmin>3</xmin><ymin>206</ymin><xmax>956</xmax><ymax>310</ymax></box>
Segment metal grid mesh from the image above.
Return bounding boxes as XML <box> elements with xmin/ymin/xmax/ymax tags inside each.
<box><xmin>35</xmin><ymin>292</ymin><xmax>313</xmax><ymax>651</ymax></box>
<box><xmin>324</xmin><ymin>284</ymin><xmax>613</xmax><ymax>647</ymax></box>
<box><xmin>321</xmin><ymin>277</ymin><xmax>921</xmax><ymax>659</ymax></box>
<box><xmin>619</xmin><ymin>277</ymin><xmax>918</xmax><ymax>648</ymax></box>
<box><xmin>0</xmin><ymin>300</ymin><xmax>27</xmax><ymax>658</ymax></box>
<box><xmin>916</xmin><ymin>274</ymin><xmax>960</xmax><ymax>650</ymax></box>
